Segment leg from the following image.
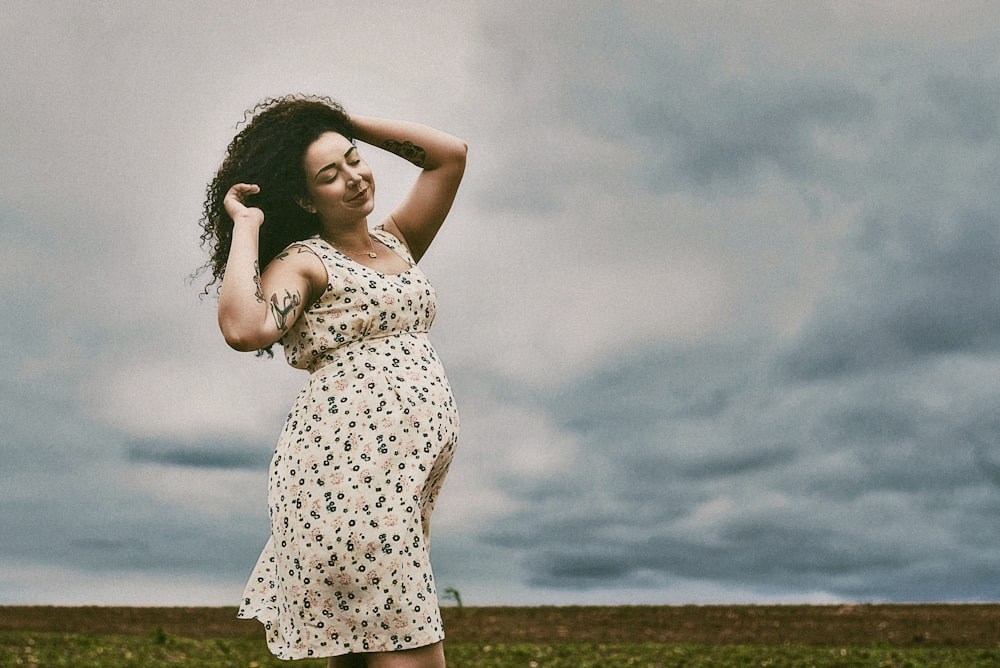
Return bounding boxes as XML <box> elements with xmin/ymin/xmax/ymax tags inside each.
<box><xmin>328</xmin><ymin>654</ymin><xmax>367</xmax><ymax>668</ymax></box>
<box><xmin>363</xmin><ymin>641</ymin><xmax>446</xmax><ymax>668</ymax></box>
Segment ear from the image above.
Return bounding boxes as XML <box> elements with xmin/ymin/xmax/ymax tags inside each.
<box><xmin>295</xmin><ymin>197</ymin><xmax>317</xmax><ymax>214</ymax></box>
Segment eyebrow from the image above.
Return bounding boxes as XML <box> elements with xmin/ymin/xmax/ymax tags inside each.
<box><xmin>315</xmin><ymin>146</ymin><xmax>358</xmax><ymax>180</ymax></box>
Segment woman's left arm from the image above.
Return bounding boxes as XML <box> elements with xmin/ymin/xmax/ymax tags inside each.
<box><xmin>351</xmin><ymin>115</ymin><xmax>468</xmax><ymax>262</ymax></box>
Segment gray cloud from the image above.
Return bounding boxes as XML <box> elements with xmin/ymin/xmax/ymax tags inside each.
<box><xmin>469</xmin><ymin>51</ymin><xmax>1000</xmax><ymax>586</ymax></box>
<box><xmin>782</xmin><ymin>205</ymin><xmax>1000</xmax><ymax>380</ymax></box>
<box><xmin>480</xmin><ymin>343</ymin><xmax>1000</xmax><ymax>600</ymax></box>
<box><xmin>125</xmin><ymin>438</ymin><xmax>270</xmax><ymax>470</ymax></box>
<box><xmin>4</xmin><ymin>1</ymin><xmax>1000</xmax><ymax>606</ymax></box>
<box><xmin>632</xmin><ymin>77</ymin><xmax>877</xmax><ymax>191</ymax></box>
<box><xmin>453</xmin><ymin>8</ymin><xmax>1000</xmax><ymax>602</ymax></box>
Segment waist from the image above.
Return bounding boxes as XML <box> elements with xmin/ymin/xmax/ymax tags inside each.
<box><xmin>304</xmin><ymin>330</ymin><xmax>434</xmax><ymax>375</ymax></box>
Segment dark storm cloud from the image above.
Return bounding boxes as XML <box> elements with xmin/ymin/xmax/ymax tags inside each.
<box><xmin>677</xmin><ymin>444</ymin><xmax>798</xmax><ymax>481</ymax></box>
<box><xmin>972</xmin><ymin>417</ymin><xmax>1000</xmax><ymax>487</ymax></box>
<box><xmin>468</xmin><ymin>24</ymin><xmax>1000</xmax><ymax>598</ymax></box>
<box><xmin>917</xmin><ymin>74</ymin><xmax>1000</xmax><ymax>144</ymax></box>
<box><xmin>2</xmin><ymin>360</ymin><xmax>268</xmax><ymax>582</ymax></box>
<box><xmin>1</xmin><ymin>465</ymin><xmax>265</xmax><ymax>575</ymax></box>
<box><xmin>782</xmin><ymin>203</ymin><xmax>1000</xmax><ymax>381</ymax></box>
<box><xmin>126</xmin><ymin>438</ymin><xmax>270</xmax><ymax>470</ymax></box>
<box><xmin>5</xmin><ymin>0</ymin><xmax>1000</xmax><ymax>606</ymax></box>
<box><xmin>631</xmin><ymin>77</ymin><xmax>876</xmax><ymax>191</ymax></box>
<box><xmin>479</xmin><ymin>6</ymin><xmax>878</xmax><ymax>199</ymax></box>
<box><xmin>481</xmin><ymin>331</ymin><xmax>1000</xmax><ymax>599</ymax></box>
<box><xmin>481</xmin><ymin>341</ymin><xmax>1000</xmax><ymax>600</ymax></box>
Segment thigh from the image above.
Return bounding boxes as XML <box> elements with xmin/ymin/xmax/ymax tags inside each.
<box><xmin>328</xmin><ymin>654</ymin><xmax>366</xmax><ymax>668</ymax></box>
<box><xmin>364</xmin><ymin>641</ymin><xmax>446</xmax><ymax>668</ymax></box>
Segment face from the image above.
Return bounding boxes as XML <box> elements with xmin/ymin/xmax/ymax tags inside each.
<box><xmin>300</xmin><ymin>131</ymin><xmax>375</xmax><ymax>223</ymax></box>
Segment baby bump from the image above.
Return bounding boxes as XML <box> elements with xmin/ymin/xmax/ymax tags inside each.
<box><xmin>269</xmin><ymin>337</ymin><xmax>457</xmax><ymax>510</ymax></box>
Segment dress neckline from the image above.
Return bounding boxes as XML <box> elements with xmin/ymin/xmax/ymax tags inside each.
<box><xmin>316</xmin><ymin>231</ymin><xmax>415</xmax><ymax>277</ymax></box>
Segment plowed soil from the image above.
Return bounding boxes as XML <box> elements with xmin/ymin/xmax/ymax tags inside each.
<box><xmin>1</xmin><ymin>604</ymin><xmax>997</xmax><ymax>648</ymax></box>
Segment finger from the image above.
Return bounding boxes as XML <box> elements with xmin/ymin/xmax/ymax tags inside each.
<box><xmin>226</xmin><ymin>183</ymin><xmax>261</xmax><ymax>200</ymax></box>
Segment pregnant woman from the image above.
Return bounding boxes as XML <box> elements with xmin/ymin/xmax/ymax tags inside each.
<box><xmin>197</xmin><ymin>94</ymin><xmax>467</xmax><ymax>667</ymax></box>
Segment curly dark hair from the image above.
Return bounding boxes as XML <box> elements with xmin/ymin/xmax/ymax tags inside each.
<box><xmin>196</xmin><ymin>94</ymin><xmax>354</xmax><ymax>295</ymax></box>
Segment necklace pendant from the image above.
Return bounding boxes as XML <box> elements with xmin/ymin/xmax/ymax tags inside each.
<box><xmin>367</xmin><ymin>252</ymin><xmax>378</xmax><ymax>258</ymax></box>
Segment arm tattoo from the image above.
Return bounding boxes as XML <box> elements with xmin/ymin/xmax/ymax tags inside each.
<box><xmin>382</xmin><ymin>139</ymin><xmax>427</xmax><ymax>167</ymax></box>
<box><xmin>253</xmin><ymin>261</ymin><xmax>264</xmax><ymax>303</ymax></box>
<box><xmin>270</xmin><ymin>289</ymin><xmax>301</xmax><ymax>331</ymax></box>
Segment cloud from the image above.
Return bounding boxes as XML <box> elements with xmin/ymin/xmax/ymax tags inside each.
<box><xmin>4</xmin><ymin>0</ymin><xmax>1000</xmax><ymax>607</ymax></box>
<box><xmin>125</xmin><ymin>438</ymin><xmax>270</xmax><ymax>470</ymax></box>
<box><xmin>630</xmin><ymin>75</ymin><xmax>877</xmax><ymax>192</ymax></box>
<box><xmin>0</xmin><ymin>560</ymin><xmax>245</xmax><ymax>605</ymax></box>
<box><xmin>781</xmin><ymin>138</ymin><xmax>1000</xmax><ymax>379</ymax></box>
<box><xmin>447</xmin><ymin>14</ymin><xmax>1000</xmax><ymax>598</ymax></box>
<box><xmin>477</xmin><ymin>343</ymin><xmax>1000</xmax><ymax>600</ymax></box>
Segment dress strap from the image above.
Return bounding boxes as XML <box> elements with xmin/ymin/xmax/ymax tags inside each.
<box><xmin>373</xmin><ymin>226</ymin><xmax>416</xmax><ymax>265</ymax></box>
<box><xmin>284</xmin><ymin>238</ymin><xmax>331</xmax><ymax>269</ymax></box>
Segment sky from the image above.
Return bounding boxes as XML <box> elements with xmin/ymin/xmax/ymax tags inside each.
<box><xmin>2</xmin><ymin>0</ymin><xmax>1000</xmax><ymax>607</ymax></box>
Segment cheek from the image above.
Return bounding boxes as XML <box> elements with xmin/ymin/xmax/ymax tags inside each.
<box><xmin>304</xmin><ymin>181</ymin><xmax>322</xmax><ymax>200</ymax></box>
<box><xmin>315</xmin><ymin>183</ymin><xmax>343</xmax><ymax>202</ymax></box>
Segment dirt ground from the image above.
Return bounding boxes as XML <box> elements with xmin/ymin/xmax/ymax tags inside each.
<box><xmin>1</xmin><ymin>604</ymin><xmax>997</xmax><ymax>648</ymax></box>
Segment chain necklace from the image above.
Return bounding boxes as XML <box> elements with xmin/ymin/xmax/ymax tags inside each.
<box><xmin>329</xmin><ymin>235</ymin><xmax>378</xmax><ymax>258</ymax></box>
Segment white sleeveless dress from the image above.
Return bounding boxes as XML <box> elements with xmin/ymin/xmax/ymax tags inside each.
<box><xmin>238</xmin><ymin>228</ymin><xmax>458</xmax><ymax>660</ymax></box>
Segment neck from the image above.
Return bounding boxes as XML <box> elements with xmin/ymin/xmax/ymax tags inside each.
<box><xmin>320</xmin><ymin>220</ymin><xmax>379</xmax><ymax>257</ymax></box>
<box><xmin>319</xmin><ymin>219</ymin><xmax>371</xmax><ymax>248</ymax></box>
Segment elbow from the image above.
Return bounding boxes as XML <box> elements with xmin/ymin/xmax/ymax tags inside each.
<box><xmin>223</xmin><ymin>332</ymin><xmax>263</xmax><ymax>353</ymax></box>
<box><xmin>424</xmin><ymin>138</ymin><xmax>467</xmax><ymax>173</ymax></box>
<box><xmin>218</xmin><ymin>318</ymin><xmax>272</xmax><ymax>353</ymax></box>
<box><xmin>455</xmin><ymin>139</ymin><xmax>469</xmax><ymax>164</ymax></box>
<box><xmin>445</xmin><ymin>140</ymin><xmax>468</xmax><ymax>176</ymax></box>
<box><xmin>443</xmin><ymin>137</ymin><xmax>468</xmax><ymax>166</ymax></box>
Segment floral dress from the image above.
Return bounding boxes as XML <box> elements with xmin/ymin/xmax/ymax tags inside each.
<box><xmin>238</xmin><ymin>228</ymin><xmax>459</xmax><ymax>660</ymax></box>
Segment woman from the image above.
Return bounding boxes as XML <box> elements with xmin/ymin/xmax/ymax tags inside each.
<box><xmin>198</xmin><ymin>95</ymin><xmax>467</xmax><ymax>667</ymax></box>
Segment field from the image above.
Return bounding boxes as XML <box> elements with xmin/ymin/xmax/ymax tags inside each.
<box><xmin>2</xmin><ymin>604</ymin><xmax>999</xmax><ymax>667</ymax></box>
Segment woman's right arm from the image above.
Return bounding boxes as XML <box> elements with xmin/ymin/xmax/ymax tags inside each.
<box><xmin>217</xmin><ymin>184</ymin><xmax>318</xmax><ymax>352</ymax></box>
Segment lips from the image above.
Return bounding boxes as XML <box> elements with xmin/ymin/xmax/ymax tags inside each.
<box><xmin>349</xmin><ymin>185</ymin><xmax>370</xmax><ymax>202</ymax></box>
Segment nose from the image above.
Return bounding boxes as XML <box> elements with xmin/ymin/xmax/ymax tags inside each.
<box><xmin>345</xmin><ymin>165</ymin><xmax>364</xmax><ymax>188</ymax></box>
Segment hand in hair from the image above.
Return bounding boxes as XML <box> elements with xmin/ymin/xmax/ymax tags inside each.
<box><xmin>224</xmin><ymin>183</ymin><xmax>265</xmax><ymax>228</ymax></box>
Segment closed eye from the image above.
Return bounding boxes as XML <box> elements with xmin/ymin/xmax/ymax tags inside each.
<box><xmin>315</xmin><ymin>147</ymin><xmax>362</xmax><ymax>182</ymax></box>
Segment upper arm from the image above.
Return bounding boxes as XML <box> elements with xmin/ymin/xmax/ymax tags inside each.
<box><xmin>262</xmin><ymin>244</ymin><xmax>326</xmax><ymax>326</ymax></box>
<box><xmin>385</xmin><ymin>143</ymin><xmax>468</xmax><ymax>262</ymax></box>
<box><xmin>229</xmin><ymin>246</ymin><xmax>325</xmax><ymax>352</ymax></box>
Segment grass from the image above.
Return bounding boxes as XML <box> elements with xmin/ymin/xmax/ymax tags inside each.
<box><xmin>2</xmin><ymin>604</ymin><xmax>998</xmax><ymax>667</ymax></box>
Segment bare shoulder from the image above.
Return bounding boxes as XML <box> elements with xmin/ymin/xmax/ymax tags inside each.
<box><xmin>268</xmin><ymin>243</ymin><xmax>322</xmax><ymax>269</ymax></box>
<box><xmin>265</xmin><ymin>243</ymin><xmax>328</xmax><ymax>297</ymax></box>
<box><xmin>379</xmin><ymin>217</ymin><xmax>414</xmax><ymax>255</ymax></box>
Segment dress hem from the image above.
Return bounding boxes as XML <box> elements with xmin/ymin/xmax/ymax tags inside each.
<box><xmin>237</xmin><ymin>606</ymin><xmax>445</xmax><ymax>660</ymax></box>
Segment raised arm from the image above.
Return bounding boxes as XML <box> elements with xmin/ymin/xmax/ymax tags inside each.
<box><xmin>217</xmin><ymin>184</ymin><xmax>323</xmax><ymax>352</ymax></box>
<box><xmin>351</xmin><ymin>116</ymin><xmax>468</xmax><ymax>262</ymax></box>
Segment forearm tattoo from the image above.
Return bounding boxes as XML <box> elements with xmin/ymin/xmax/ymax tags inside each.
<box><xmin>270</xmin><ymin>289</ymin><xmax>301</xmax><ymax>331</ymax></box>
<box><xmin>253</xmin><ymin>261</ymin><xmax>264</xmax><ymax>303</ymax></box>
<box><xmin>382</xmin><ymin>139</ymin><xmax>427</xmax><ymax>167</ymax></box>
